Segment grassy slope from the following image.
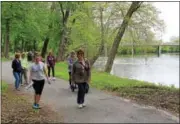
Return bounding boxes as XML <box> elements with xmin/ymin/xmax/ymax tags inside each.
<box><xmin>55</xmin><ymin>62</ymin><xmax>179</xmax><ymax>115</ymax></box>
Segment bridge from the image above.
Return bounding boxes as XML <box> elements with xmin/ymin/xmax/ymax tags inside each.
<box><xmin>119</xmin><ymin>42</ymin><xmax>179</xmax><ymax>47</ymax></box>
<box><xmin>119</xmin><ymin>42</ymin><xmax>179</xmax><ymax>56</ymax></box>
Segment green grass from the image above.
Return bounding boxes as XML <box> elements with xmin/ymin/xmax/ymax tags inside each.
<box><xmin>1</xmin><ymin>81</ymin><xmax>8</xmax><ymax>93</ymax></box>
<box><xmin>55</xmin><ymin>62</ymin><xmax>178</xmax><ymax>91</ymax></box>
<box><xmin>1</xmin><ymin>57</ymin><xmax>10</xmax><ymax>62</ymax></box>
<box><xmin>55</xmin><ymin>62</ymin><xmax>179</xmax><ymax>114</ymax></box>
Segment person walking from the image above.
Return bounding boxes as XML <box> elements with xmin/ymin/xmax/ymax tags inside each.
<box><xmin>20</xmin><ymin>52</ymin><xmax>29</xmax><ymax>85</ymax></box>
<box><xmin>29</xmin><ymin>54</ymin><xmax>50</xmax><ymax>109</ymax></box>
<box><xmin>47</xmin><ymin>51</ymin><xmax>56</xmax><ymax>80</ymax></box>
<box><xmin>67</xmin><ymin>51</ymin><xmax>77</xmax><ymax>89</ymax></box>
<box><xmin>12</xmin><ymin>53</ymin><xmax>22</xmax><ymax>91</ymax></box>
<box><xmin>71</xmin><ymin>49</ymin><xmax>91</xmax><ymax>108</ymax></box>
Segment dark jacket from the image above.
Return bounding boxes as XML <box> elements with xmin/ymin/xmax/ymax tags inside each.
<box><xmin>47</xmin><ymin>55</ymin><xmax>56</xmax><ymax>67</ymax></box>
<box><xmin>71</xmin><ymin>59</ymin><xmax>91</xmax><ymax>84</ymax></box>
<box><xmin>12</xmin><ymin>59</ymin><xmax>22</xmax><ymax>73</ymax></box>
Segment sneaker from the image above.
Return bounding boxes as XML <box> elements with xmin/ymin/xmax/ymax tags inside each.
<box><xmin>53</xmin><ymin>77</ymin><xmax>56</xmax><ymax>81</ymax></box>
<box><xmin>82</xmin><ymin>103</ymin><xmax>86</xmax><ymax>107</ymax></box>
<box><xmin>36</xmin><ymin>104</ymin><xmax>41</xmax><ymax>109</ymax></box>
<box><xmin>78</xmin><ymin>104</ymin><xmax>83</xmax><ymax>109</ymax></box>
<box><xmin>32</xmin><ymin>103</ymin><xmax>40</xmax><ymax>109</ymax></box>
<box><xmin>32</xmin><ymin>103</ymin><xmax>38</xmax><ymax>109</ymax></box>
<box><xmin>16</xmin><ymin>88</ymin><xmax>20</xmax><ymax>91</ymax></box>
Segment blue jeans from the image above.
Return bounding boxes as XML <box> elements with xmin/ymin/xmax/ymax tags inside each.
<box><xmin>13</xmin><ymin>72</ymin><xmax>21</xmax><ymax>89</ymax></box>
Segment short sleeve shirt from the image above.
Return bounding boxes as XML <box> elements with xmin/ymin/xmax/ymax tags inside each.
<box><xmin>30</xmin><ymin>62</ymin><xmax>46</xmax><ymax>80</ymax></box>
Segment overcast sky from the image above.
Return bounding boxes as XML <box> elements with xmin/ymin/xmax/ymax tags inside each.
<box><xmin>153</xmin><ymin>2</ymin><xmax>179</xmax><ymax>42</ymax></box>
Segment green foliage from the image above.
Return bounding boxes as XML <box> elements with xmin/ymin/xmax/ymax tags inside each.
<box><xmin>1</xmin><ymin>81</ymin><xmax>8</xmax><ymax>93</ymax></box>
<box><xmin>1</xmin><ymin>2</ymin><xmax>170</xmax><ymax>57</ymax></box>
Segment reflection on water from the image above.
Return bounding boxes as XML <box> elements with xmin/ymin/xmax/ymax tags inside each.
<box><xmin>94</xmin><ymin>54</ymin><xmax>179</xmax><ymax>88</ymax></box>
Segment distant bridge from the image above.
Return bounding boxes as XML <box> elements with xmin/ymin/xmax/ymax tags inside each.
<box><xmin>119</xmin><ymin>42</ymin><xmax>179</xmax><ymax>56</ymax></box>
<box><xmin>120</xmin><ymin>42</ymin><xmax>179</xmax><ymax>47</ymax></box>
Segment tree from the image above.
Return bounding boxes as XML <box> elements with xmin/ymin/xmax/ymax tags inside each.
<box><xmin>104</xmin><ymin>1</ymin><xmax>143</xmax><ymax>73</ymax></box>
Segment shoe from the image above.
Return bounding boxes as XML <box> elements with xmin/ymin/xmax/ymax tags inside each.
<box><xmin>78</xmin><ymin>104</ymin><xmax>83</xmax><ymax>109</ymax></box>
<box><xmin>82</xmin><ymin>103</ymin><xmax>86</xmax><ymax>107</ymax></box>
<box><xmin>53</xmin><ymin>77</ymin><xmax>56</xmax><ymax>81</ymax></box>
<box><xmin>36</xmin><ymin>104</ymin><xmax>41</xmax><ymax>109</ymax></box>
<box><xmin>32</xmin><ymin>103</ymin><xmax>40</xmax><ymax>109</ymax></box>
<box><xmin>16</xmin><ymin>88</ymin><xmax>20</xmax><ymax>91</ymax></box>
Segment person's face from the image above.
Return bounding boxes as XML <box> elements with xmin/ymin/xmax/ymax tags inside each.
<box><xmin>49</xmin><ymin>52</ymin><xmax>52</xmax><ymax>56</ymax></box>
<box><xmin>71</xmin><ymin>53</ymin><xmax>75</xmax><ymax>58</ymax></box>
<box><xmin>77</xmin><ymin>52</ymin><xmax>83</xmax><ymax>60</ymax></box>
<box><xmin>22</xmin><ymin>55</ymin><xmax>25</xmax><ymax>58</ymax></box>
<box><xmin>35</xmin><ymin>56</ymin><xmax>41</xmax><ymax>63</ymax></box>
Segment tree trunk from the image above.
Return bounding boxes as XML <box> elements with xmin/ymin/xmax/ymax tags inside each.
<box><xmin>57</xmin><ymin>29</ymin><xmax>68</xmax><ymax>61</ymax></box>
<box><xmin>4</xmin><ymin>19</ymin><xmax>10</xmax><ymax>58</ymax></box>
<box><xmin>90</xmin><ymin>7</ymin><xmax>105</xmax><ymax>66</ymax></box>
<box><xmin>104</xmin><ymin>2</ymin><xmax>142</xmax><ymax>73</ymax></box>
<box><xmin>57</xmin><ymin>3</ymin><xmax>70</xmax><ymax>61</ymax></box>
<box><xmin>41</xmin><ymin>37</ymin><xmax>49</xmax><ymax>58</ymax></box>
<box><xmin>41</xmin><ymin>2</ymin><xmax>55</xmax><ymax>58</ymax></box>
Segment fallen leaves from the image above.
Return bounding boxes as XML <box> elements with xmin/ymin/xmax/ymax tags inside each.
<box><xmin>1</xmin><ymin>85</ymin><xmax>63</xmax><ymax>123</ymax></box>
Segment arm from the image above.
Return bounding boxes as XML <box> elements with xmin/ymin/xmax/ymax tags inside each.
<box><xmin>71</xmin><ymin>63</ymin><xmax>76</xmax><ymax>84</ymax></box>
<box><xmin>46</xmin><ymin>56</ymin><xmax>49</xmax><ymax>66</ymax></box>
<box><xmin>43</xmin><ymin>64</ymin><xmax>49</xmax><ymax>79</ymax></box>
<box><xmin>29</xmin><ymin>67</ymin><xmax>32</xmax><ymax>83</ymax></box>
<box><xmin>86</xmin><ymin>60</ymin><xmax>91</xmax><ymax>83</ymax></box>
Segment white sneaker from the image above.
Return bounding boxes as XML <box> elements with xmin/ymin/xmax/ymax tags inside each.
<box><xmin>78</xmin><ymin>104</ymin><xmax>83</xmax><ymax>109</ymax></box>
<box><xmin>53</xmin><ymin>77</ymin><xmax>56</xmax><ymax>80</ymax></box>
<box><xmin>82</xmin><ymin>103</ymin><xmax>86</xmax><ymax>107</ymax></box>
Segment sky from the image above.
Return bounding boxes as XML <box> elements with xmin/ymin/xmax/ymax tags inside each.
<box><xmin>153</xmin><ymin>2</ymin><xmax>179</xmax><ymax>42</ymax></box>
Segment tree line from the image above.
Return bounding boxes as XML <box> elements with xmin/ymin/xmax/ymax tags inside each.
<box><xmin>2</xmin><ymin>2</ymin><xmax>170</xmax><ymax>72</ymax></box>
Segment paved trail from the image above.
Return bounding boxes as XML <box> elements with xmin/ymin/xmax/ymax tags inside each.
<box><xmin>1</xmin><ymin>62</ymin><xmax>179</xmax><ymax>123</ymax></box>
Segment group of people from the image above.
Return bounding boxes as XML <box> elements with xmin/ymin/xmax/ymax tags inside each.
<box><xmin>11</xmin><ymin>49</ymin><xmax>91</xmax><ymax>109</ymax></box>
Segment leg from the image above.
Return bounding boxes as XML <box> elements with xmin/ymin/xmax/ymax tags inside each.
<box><xmin>13</xmin><ymin>72</ymin><xmax>19</xmax><ymax>89</ymax></box>
<box><xmin>20</xmin><ymin>71</ymin><xmax>23</xmax><ymax>84</ymax></box>
<box><xmin>77</xmin><ymin>83</ymin><xmax>84</xmax><ymax>104</ymax></box>
<box><xmin>36</xmin><ymin>80</ymin><xmax>45</xmax><ymax>104</ymax></box>
<box><xmin>33</xmin><ymin>80</ymin><xmax>45</xmax><ymax>104</ymax></box>
<box><xmin>81</xmin><ymin>82</ymin><xmax>86</xmax><ymax>104</ymax></box>
<box><xmin>24</xmin><ymin>69</ymin><xmax>28</xmax><ymax>84</ymax></box>
<box><xmin>69</xmin><ymin>72</ymin><xmax>71</xmax><ymax>86</ymax></box>
<box><xmin>52</xmin><ymin>66</ymin><xmax>55</xmax><ymax>77</ymax></box>
<box><xmin>47</xmin><ymin>66</ymin><xmax>50</xmax><ymax>77</ymax></box>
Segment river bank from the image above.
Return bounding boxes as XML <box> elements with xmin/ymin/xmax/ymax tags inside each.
<box><xmin>55</xmin><ymin>62</ymin><xmax>179</xmax><ymax>116</ymax></box>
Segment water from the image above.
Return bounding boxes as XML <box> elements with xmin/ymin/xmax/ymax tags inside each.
<box><xmin>94</xmin><ymin>54</ymin><xmax>179</xmax><ymax>88</ymax></box>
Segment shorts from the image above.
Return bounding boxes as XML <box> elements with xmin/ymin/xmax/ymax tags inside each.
<box><xmin>32</xmin><ymin>79</ymin><xmax>45</xmax><ymax>95</ymax></box>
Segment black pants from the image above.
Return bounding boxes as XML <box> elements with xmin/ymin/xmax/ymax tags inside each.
<box><xmin>69</xmin><ymin>72</ymin><xmax>71</xmax><ymax>85</ymax></box>
<box><xmin>48</xmin><ymin>66</ymin><xmax>55</xmax><ymax>77</ymax></box>
<box><xmin>32</xmin><ymin>80</ymin><xmax>45</xmax><ymax>95</ymax></box>
<box><xmin>77</xmin><ymin>82</ymin><xmax>86</xmax><ymax>104</ymax></box>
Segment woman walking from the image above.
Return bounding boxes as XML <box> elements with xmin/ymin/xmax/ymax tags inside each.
<box><xmin>47</xmin><ymin>51</ymin><xmax>56</xmax><ymax>80</ymax></box>
<box><xmin>71</xmin><ymin>49</ymin><xmax>91</xmax><ymax>108</ymax></box>
<box><xmin>29</xmin><ymin>54</ymin><xmax>49</xmax><ymax>109</ymax></box>
<box><xmin>67</xmin><ymin>51</ymin><xmax>77</xmax><ymax>89</ymax></box>
<box><xmin>12</xmin><ymin>53</ymin><xmax>22</xmax><ymax>91</ymax></box>
<box><xmin>20</xmin><ymin>52</ymin><xmax>29</xmax><ymax>85</ymax></box>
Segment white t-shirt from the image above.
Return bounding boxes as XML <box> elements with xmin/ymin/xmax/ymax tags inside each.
<box><xmin>30</xmin><ymin>61</ymin><xmax>46</xmax><ymax>80</ymax></box>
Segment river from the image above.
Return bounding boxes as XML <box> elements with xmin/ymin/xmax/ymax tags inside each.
<box><xmin>94</xmin><ymin>53</ymin><xmax>179</xmax><ymax>88</ymax></box>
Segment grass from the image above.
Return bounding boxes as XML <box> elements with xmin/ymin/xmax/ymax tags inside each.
<box><xmin>55</xmin><ymin>62</ymin><xmax>179</xmax><ymax>115</ymax></box>
<box><xmin>1</xmin><ymin>81</ymin><xmax>8</xmax><ymax>93</ymax></box>
<box><xmin>1</xmin><ymin>57</ymin><xmax>10</xmax><ymax>62</ymax></box>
